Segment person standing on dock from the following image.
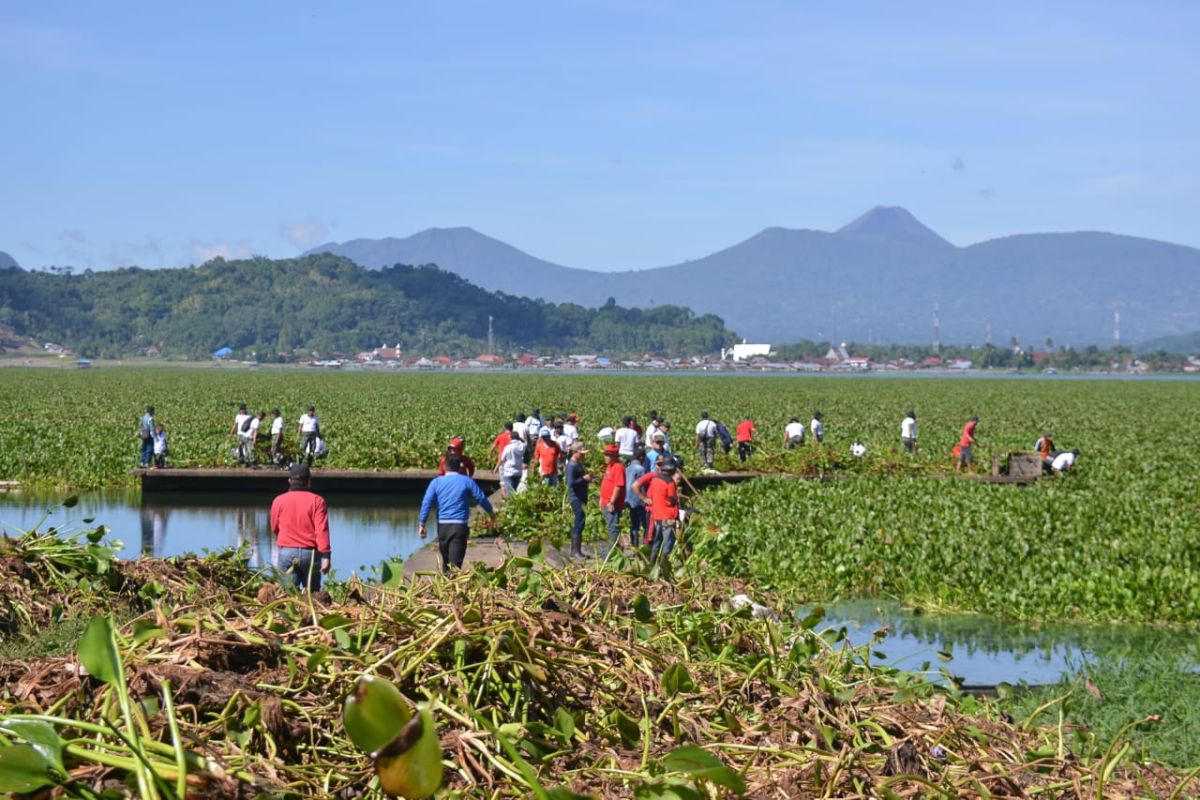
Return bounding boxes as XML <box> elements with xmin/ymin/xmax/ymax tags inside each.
<box><xmin>138</xmin><ymin>405</ymin><xmax>156</xmax><ymax>468</ymax></box>
<box><xmin>955</xmin><ymin>415</ymin><xmax>979</xmax><ymax>474</ymax></box>
<box><xmin>297</xmin><ymin>405</ymin><xmax>320</xmax><ymax>466</ymax></box>
<box><xmin>599</xmin><ymin>444</ymin><xmax>627</xmax><ymax>552</ymax></box>
<box><xmin>901</xmin><ymin>410</ymin><xmax>918</xmax><ymax>454</ymax></box>
<box><xmin>233</xmin><ymin>404</ymin><xmax>255</xmax><ymax>466</ymax></box>
<box><xmin>270</xmin><ymin>464</ymin><xmax>331</xmax><ymax>591</ymax></box>
<box><xmin>418</xmin><ymin>454</ymin><xmax>495</xmax><ymax>573</ymax></box>
<box><xmin>152</xmin><ymin>423</ymin><xmax>169</xmax><ymax>469</ymax></box>
<box><xmin>565</xmin><ymin>442</ymin><xmax>592</xmax><ymax>558</ymax></box>
<box><xmin>269</xmin><ymin>409</ymin><xmax>285</xmax><ymax>467</ymax></box>
<box><xmin>736</xmin><ymin>416</ymin><xmax>757</xmax><ymax>462</ymax></box>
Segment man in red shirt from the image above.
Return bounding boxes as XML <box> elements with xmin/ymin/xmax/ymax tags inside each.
<box><xmin>633</xmin><ymin>455</ymin><xmax>682</xmax><ymax>561</ymax></box>
<box><xmin>598</xmin><ymin>444</ymin><xmax>626</xmax><ymax>551</ymax></box>
<box><xmin>437</xmin><ymin>437</ymin><xmax>477</xmax><ymax>476</ymax></box>
<box><xmin>488</xmin><ymin>423</ymin><xmax>514</xmax><ymax>461</ymax></box>
<box><xmin>955</xmin><ymin>415</ymin><xmax>979</xmax><ymax>474</ymax></box>
<box><xmin>269</xmin><ymin>464</ymin><xmax>332</xmax><ymax>591</ymax></box>
<box><xmin>534</xmin><ymin>429</ymin><xmax>562</xmax><ymax>487</ymax></box>
<box><xmin>735</xmin><ymin>416</ymin><xmax>757</xmax><ymax>463</ymax></box>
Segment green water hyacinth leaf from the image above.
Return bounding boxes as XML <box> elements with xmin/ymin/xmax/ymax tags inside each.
<box><xmin>632</xmin><ymin>593</ymin><xmax>653</xmax><ymax>622</ymax></box>
<box><xmin>78</xmin><ymin>616</ymin><xmax>120</xmax><ymax>685</ymax></box>
<box><xmin>375</xmin><ymin>704</ymin><xmax>442</xmax><ymax>799</ymax></box>
<box><xmin>0</xmin><ymin>744</ymin><xmax>59</xmax><ymax>793</ymax></box>
<box><xmin>0</xmin><ymin>720</ymin><xmax>66</xmax><ymax>777</ymax></box>
<box><xmin>661</xmin><ymin>745</ymin><xmax>746</xmax><ymax>794</ymax></box>
<box><xmin>662</xmin><ymin>663</ymin><xmax>695</xmax><ymax>696</ymax></box>
<box><xmin>343</xmin><ymin>675</ymin><xmax>413</xmax><ymax>754</ymax></box>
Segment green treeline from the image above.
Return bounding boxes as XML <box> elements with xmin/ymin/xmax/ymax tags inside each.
<box><xmin>0</xmin><ymin>255</ymin><xmax>736</xmax><ymax>359</ymax></box>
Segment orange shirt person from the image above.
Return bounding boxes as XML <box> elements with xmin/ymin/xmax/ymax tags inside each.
<box><xmin>735</xmin><ymin>417</ymin><xmax>757</xmax><ymax>463</ymax></box>
<box><xmin>534</xmin><ymin>429</ymin><xmax>562</xmax><ymax>487</ymax></box>
<box><xmin>633</xmin><ymin>456</ymin><xmax>682</xmax><ymax>559</ymax></box>
<box><xmin>437</xmin><ymin>437</ymin><xmax>476</xmax><ymax>476</ymax></box>
<box><xmin>955</xmin><ymin>416</ymin><xmax>979</xmax><ymax>474</ymax></box>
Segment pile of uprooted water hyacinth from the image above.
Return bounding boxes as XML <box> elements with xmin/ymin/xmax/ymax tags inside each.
<box><xmin>0</xmin><ymin>527</ymin><xmax>1194</xmax><ymax>799</ymax></box>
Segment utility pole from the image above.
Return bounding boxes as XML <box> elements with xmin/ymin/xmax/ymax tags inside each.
<box><xmin>487</xmin><ymin>315</ymin><xmax>495</xmax><ymax>355</ymax></box>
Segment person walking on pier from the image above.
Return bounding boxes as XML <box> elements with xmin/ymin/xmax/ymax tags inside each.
<box><xmin>137</xmin><ymin>405</ymin><xmax>156</xmax><ymax>468</ymax></box>
<box><xmin>418</xmin><ymin>454</ymin><xmax>495</xmax><ymax>573</ymax></box>
<box><xmin>233</xmin><ymin>404</ymin><xmax>256</xmax><ymax>466</ymax></box>
<box><xmin>270</xmin><ymin>464</ymin><xmax>332</xmax><ymax>591</ymax></box>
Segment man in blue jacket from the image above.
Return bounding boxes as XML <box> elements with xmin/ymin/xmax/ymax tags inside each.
<box><xmin>418</xmin><ymin>454</ymin><xmax>495</xmax><ymax>573</ymax></box>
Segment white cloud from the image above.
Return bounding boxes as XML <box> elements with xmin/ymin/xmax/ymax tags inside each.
<box><xmin>281</xmin><ymin>218</ymin><xmax>329</xmax><ymax>249</ymax></box>
<box><xmin>190</xmin><ymin>239</ymin><xmax>254</xmax><ymax>263</ymax></box>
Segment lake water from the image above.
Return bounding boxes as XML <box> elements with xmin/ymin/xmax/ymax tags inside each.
<box><xmin>0</xmin><ymin>491</ymin><xmax>427</xmax><ymax>580</ymax></box>
<box><xmin>3</xmin><ymin>491</ymin><xmax>1194</xmax><ymax>687</ymax></box>
<box><xmin>810</xmin><ymin>598</ymin><xmax>1199</xmax><ymax>688</ymax></box>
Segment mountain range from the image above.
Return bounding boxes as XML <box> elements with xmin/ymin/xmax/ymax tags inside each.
<box><xmin>307</xmin><ymin>207</ymin><xmax>1200</xmax><ymax>346</ymax></box>
<box><xmin>0</xmin><ymin>252</ymin><xmax>17</xmax><ymax>269</ymax></box>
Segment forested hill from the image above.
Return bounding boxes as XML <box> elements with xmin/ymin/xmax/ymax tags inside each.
<box><xmin>0</xmin><ymin>255</ymin><xmax>736</xmax><ymax>359</ymax></box>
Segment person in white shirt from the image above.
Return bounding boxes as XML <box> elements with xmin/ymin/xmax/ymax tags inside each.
<box><xmin>562</xmin><ymin>414</ymin><xmax>579</xmax><ymax>445</ymax></box>
<box><xmin>512</xmin><ymin>413</ymin><xmax>528</xmax><ymax>445</ymax></box>
<box><xmin>554</xmin><ymin>423</ymin><xmax>571</xmax><ymax>475</ymax></box>
<box><xmin>810</xmin><ymin>411</ymin><xmax>825</xmax><ymax>445</ymax></box>
<box><xmin>244</xmin><ymin>411</ymin><xmax>263</xmax><ymax>467</ymax></box>
<box><xmin>270</xmin><ymin>408</ymin><xmax>286</xmax><ymax>466</ymax></box>
<box><xmin>694</xmin><ymin>411</ymin><xmax>718</xmax><ymax>468</ymax></box>
<box><xmin>901</xmin><ymin>410</ymin><xmax>918</xmax><ymax>454</ymax></box>
<box><xmin>614</xmin><ymin>416</ymin><xmax>639</xmax><ymax>463</ymax></box>
<box><xmin>232</xmin><ymin>404</ymin><xmax>255</xmax><ymax>465</ymax></box>
<box><xmin>497</xmin><ymin>437</ymin><xmax>526</xmax><ymax>495</ymax></box>
<box><xmin>525</xmin><ymin>408</ymin><xmax>543</xmax><ymax>439</ymax></box>
<box><xmin>297</xmin><ymin>405</ymin><xmax>320</xmax><ymax>465</ymax></box>
<box><xmin>1051</xmin><ymin>448</ymin><xmax>1079</xmax><ymax>473</ymax></box>
<box><xmin>784</xmin><ymin>417</ymin><xmax>805</xmax><ymax>449</ymax></box>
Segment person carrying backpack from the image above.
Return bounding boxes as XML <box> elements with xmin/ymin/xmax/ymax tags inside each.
<box><xmin>694</xmin><ymin>411</ymin><xmax>718</xmax><ymax>469</ymax></box>
<box><xmin>232</xmin><ymin>404</ymin><xmax>256</xmax><ymax>466</ymax></box>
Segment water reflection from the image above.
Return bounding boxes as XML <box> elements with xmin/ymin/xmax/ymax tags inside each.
<box><xmin>2</xmin><ymin>491</ymin><xmax>426</xmax><ymax>579</ymax></box>
<box><xmin>810</xmin><ymin>598</ymin><xmax>1200</xmax><ymax>687</ymax></box>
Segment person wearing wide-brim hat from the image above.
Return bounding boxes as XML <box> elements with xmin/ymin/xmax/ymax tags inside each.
<box><xmin>565</xmin><ymin>441</ymin><xmax>592</xmax><ymax>558</ymax></box>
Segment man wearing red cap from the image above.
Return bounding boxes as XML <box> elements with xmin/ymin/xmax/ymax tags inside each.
<box><xmin>437</xmin><ymin>436</ymin><xmax>476</xmax><ymax>476</ymax></box>
<box><xmin>599</xmin><ymin>443</ymin><xmax>627</xmax><ymax>552</ymax></box>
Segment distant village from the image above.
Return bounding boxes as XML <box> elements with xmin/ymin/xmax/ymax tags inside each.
<box><xmin>15</xmin><ymin>338</ymin><xmax>1199</xmax><ymax>374</ymax></box>
<box><xmin>288</xmin><ymin>341</ymin><xmax>1200</xmax><ymax>374</ymax></box>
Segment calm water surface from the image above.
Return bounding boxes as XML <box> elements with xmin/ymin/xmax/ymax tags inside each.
<box><xmin>0</xmin><ymin>491</ymin><xmax>426</xmax><ymax>580</ymax></box>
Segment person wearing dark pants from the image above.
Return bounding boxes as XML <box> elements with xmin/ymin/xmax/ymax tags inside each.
<box><xmin>138</xmin><ymin>405</ymin><xmax>156</xmax><ymax>468</ymax></box>
<box><xmin>598</xmin><ymin>444</ymin><xmax>626</xmax><ymax>554</ymax></box>
<box><xmin>418</xmin><ymin>454</ymin><xmax>495</xmax><ymax>574</ymax></box>
<box><xmin>270</xmin><ymin>464</ymin><xmax>332</xmax><ymax>592</ymax></box>
<box><xmin>625</xmin><ymin>447</ymin><xmax>648</xmax><ymax>547</ymax></box>
<box><xmin>564</xmin><ymin>442</ymin><xmax>592</xmax><ymax>557</ymax></box>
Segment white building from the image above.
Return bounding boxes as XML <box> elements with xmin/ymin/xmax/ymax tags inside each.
<box><xmin>724</xmin><ymin>342</ymin><xmax>772</xmax><ymax>360</ymax></box>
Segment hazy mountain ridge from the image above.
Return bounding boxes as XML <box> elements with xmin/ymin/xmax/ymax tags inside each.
<box><xmin>306</xmin><ymin>209</ymin><xmax>1200</xmax><ymax>346</ymax></box>
<box><xmin>0</xmin><ymin>252</ymin><xmax>17</xmax><ymax>269</ymax></box>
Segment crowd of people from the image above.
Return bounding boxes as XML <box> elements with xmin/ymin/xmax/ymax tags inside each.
<box><xmin>139</xmin><ymin>402</ymin><xmax>1081</xmax><ymax>589</ymax></box>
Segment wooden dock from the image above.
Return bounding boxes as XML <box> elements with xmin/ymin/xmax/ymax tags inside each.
<box><xmin>134</xmin><ymin>467</ymin><xmax>501</xmax><ymax>495</ymax></box>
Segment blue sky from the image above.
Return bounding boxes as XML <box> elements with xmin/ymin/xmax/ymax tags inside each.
<box><xmin>3</xmin><ymin>1</ymin><xmax>1197</xmax><ymax>271</ymax></box>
